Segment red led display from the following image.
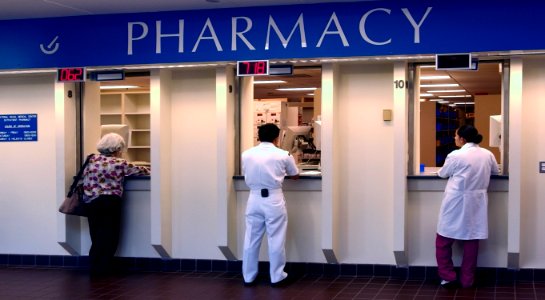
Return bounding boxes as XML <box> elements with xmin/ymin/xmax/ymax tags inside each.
<box><xmin>57</xmin><ymin>67</ymin><xmax>86</xmax><ymax>82</ymax></box>
<box><xmin>237</xmin><ymin>60</ymin><xmax>269</xmax><ymax>76</ymax></box>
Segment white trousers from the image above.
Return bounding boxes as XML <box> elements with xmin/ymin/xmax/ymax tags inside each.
<box><xmin>242</xmin><ymin>189</ymin><xmax>288</xmax><ymax>284</ymax></box>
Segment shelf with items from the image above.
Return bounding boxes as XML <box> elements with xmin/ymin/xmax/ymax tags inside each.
<box><xmin>100</xmin><ymin>91</ymin><xmax>151</xmax><ymax>164</ymax></box>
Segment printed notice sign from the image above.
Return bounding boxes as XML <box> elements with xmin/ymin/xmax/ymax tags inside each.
<box><xmin>0</xmin><ymin>114</ymin><xmax>38</xmax><ymax>142</ymax></box>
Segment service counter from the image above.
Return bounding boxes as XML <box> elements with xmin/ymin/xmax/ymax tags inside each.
<box><xmin>233</xmin><ymin>174</ymin><xmax>509</xmax><ymax>266</ymax></box>
<box><xmin>117</xmin><ymin>174</ymin><xmax>509</xmax><ymax>266</ymax></box>
<box><xmin>406</xmin><ymin>175</ymin><xmax>509</xmax><ymax>267</ymax></box>
<box><xmin>233</xmin><ymin>175</ymin><xmax>325</xmax><ymax>262</ymax></box>
<box><xmin>408</xmin><ymin>174</ymin><xmax>509</xmax><ymax>191</ymax></box>
<box><xmin>116</xmin><ymin>176</ymin><xmax>159</xmax><ymax>258</ymax></box>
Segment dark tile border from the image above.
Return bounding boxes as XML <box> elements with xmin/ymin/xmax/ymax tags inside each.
<box><xmin>2</xmin><ymin>254</ymin><xmax>545</xmax><ymax>283</ymax></box>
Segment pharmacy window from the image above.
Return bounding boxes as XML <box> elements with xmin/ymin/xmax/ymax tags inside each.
<box><xmin>410</xmin><ymin>61</ymin><xmax>508</xmax><ymax>175</ymax></box>
<box><xmin>82</xmin><ymin>71</ymin><xmax>151</xmax><ymax>168</ymax></box>
<box><xmin>239</xmin><ymin>65</ymin><xmax>322</xmax><ymax>175</ymax></box>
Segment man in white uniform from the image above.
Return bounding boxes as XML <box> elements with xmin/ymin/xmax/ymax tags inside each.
<box><xmin>241</xmin><ymin>123</ymin><xmax>299</xmax><ymax>287</ymax></box>
<box><xmin>436</xmin><ymin>125</ymin><xmax>499</xmax><ymax>289</ymax></box>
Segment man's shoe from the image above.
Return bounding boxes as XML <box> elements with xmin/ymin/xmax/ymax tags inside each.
<box><xmin>243</xmin><ymin>278</ymin><xmax>258</xmax><ymax>287</ymax></box>
<box><xmin>440</xmin><ymin>279</ymin><xmax>460</xmax><ymax>290</ymax></box>
<box><xmin>271</xmin><ymin>276</ymin><xmax>293</xmax><ymax>288</ymax></box>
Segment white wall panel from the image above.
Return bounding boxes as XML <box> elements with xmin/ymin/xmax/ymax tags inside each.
<box><xmin>169</xmin><ymin>68</ymin><xmax>223</xmax><ymax>259</ymax></box>
<box><xmin>0</xmin><ymin>74</ymin><xmax>66</xmax><ymax>254</ymax></box>
<box><xmin>335</xmin><ymin>63</ymin><xmax>395</xmax><ymax>264</ymax></box>
<box><xmin>520</xmin><ymin>57</ymin><xmax>545</xmax><ymax>267</ymax></box>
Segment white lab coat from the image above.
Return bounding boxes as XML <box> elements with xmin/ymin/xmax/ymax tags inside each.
<box><xmin>241</xmin><ymin>142</ymin><xmax>299</xmax><ymax>283</ymax></box>
<box><xmin>437</xmin><ymin>143</ymin><xmax>499</xmax><ymax>240</ymax></box>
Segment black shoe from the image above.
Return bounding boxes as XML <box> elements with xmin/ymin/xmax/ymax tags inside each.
<box><xmin>243</xmin><ymin>278</ymin><xmax>258</xmax><ymax>287</ymax></box>
<box><xmin>440</xmin><ymin>279</ymin><xmax>460</xmax><ymax>290</ymax></box>
<box><xmin>271</xmin><ymin>276</ymin><xmax>293</xmax><ymax>288</ymax></box>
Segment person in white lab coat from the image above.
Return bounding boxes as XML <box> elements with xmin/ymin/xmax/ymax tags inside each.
<box><xmin>241</xmin><ymin>123</ymin><xmax>299</xmax><ymax>287</ymax></box>
<box><xmin>436</xmin><ymin>125</ymin><xmax>499</xmax><ymax>289</ymax></box>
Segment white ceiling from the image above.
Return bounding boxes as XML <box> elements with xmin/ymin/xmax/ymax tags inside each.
<box><xmin>0</xmin><ymin>0</ymin><xmax>371</xmax><ymax>20</ymax></box>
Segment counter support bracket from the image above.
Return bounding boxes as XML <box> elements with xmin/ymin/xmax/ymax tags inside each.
<box><xmin>218</xmin><ymin>246</ymin><xmax>237</xmax><ymax>260</ymax></box>
<box><xmin>322</xmin><ymin>249</ymin><xmax>338</xmax><ymax>264</ymax></box>
<box><xmin>507</xmin><ymin>252</ymin><xmax>520</xmax><ymax>270</ymax></box>
<box><xmin>393</xmin><ymin>250</ymin><xmax>408</xmax><ymax>268</ymax></box>
<box><xmin>152</xmin><ymin>245</ymin><xmax>171</xmax><ymax>259</ymax></box>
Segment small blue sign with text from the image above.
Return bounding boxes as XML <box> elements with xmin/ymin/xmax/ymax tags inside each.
<box><xmin>0</xmin><ymin>114</ymin><xmax>38</xmax><ymax>142</ymax></box>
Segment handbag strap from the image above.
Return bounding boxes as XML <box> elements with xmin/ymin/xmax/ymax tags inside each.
<box><xmin>67</xmin><ymin>153</ymin><xmax>94</xmax><ymax>196</ymax></box>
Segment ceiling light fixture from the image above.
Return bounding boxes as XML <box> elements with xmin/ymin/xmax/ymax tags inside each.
<box><xmin>438</xmin><ymin>95</ymin><xmax>472</xmax><ymax>98</ymax></box>
<box><xmin>276</xmin><ymin>87</ymin><xmax>317</xmax><ymax>91</ymax></box>
<box><xmin>420</xmin><ymin>93</ymin><xmax>434</xmax><ymax>97</ymax></box>
<box><xmin>420</xmin><ymin>83</ymin><xmax>459</xmax><ymax>88</ymax></box>
<box><xmin>100</xmin><ymin>85</ymin><xmax>140</xmax><ymax>90</ymax></box>
<box><xmin>426</xmin><ymin>89</ymin><xmax>466</xmax><ymax>93</ymax></box>
<box><xmin>253</xmin><ymin>80</ymin><xmax>286</xmax><ymax>84</ymax></box>
<box><xmin>420</xmin><ymin>75</ymin><xmax>451</xmax><ymax>80</ymax></box>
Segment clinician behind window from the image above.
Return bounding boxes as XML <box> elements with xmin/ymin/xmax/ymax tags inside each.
<box><xmin>435</xmin><ymin>125</ymin><xmax>499</xmax><ymax>289</ymax></box>
<box><xmin>82</xmin><ymin>133</ymin><xmax>150</xmax><ymax>277</ymax></box>
<box><xmin>241</xmin><ymin>123</ymin><xmax>299</xmax><ymax>287</ymax></box>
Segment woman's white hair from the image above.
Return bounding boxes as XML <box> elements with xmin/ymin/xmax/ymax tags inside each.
<box><xmin>97</xmin><ymin>133</ymin><xmax>126</xmax><ymax>155</ymax></box>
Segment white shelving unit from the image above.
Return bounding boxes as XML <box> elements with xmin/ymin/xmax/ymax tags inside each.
<box><xmin>100</xmin><ymin>91</ymin><xmax>150</xmax><ymax>165</ymax></box>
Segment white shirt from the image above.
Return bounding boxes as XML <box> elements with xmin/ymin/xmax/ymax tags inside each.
<box><xmin>241</xmin><ymin>142</ymin><xmax>299</xmax><ymax>190</ymax></box>
<box><xmin>437</xmin><ymin>143</ymin><xmax>500</xmax><ymax>240</ymax></box>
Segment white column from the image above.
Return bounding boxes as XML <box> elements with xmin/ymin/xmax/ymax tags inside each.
<box><xmin>56</xmin><ymin>81</ymin><xmax>85</xmax><ymax>255</ymax></box>
<box><xmin>216</xmin><ymin>66</ymin><xmax>238</xmax><ymax>260</ymax></box>
<box><xmin>150</xmin><ymin>69</ymin><xmax>173</xmax><ymax>258</ymax></box>
<box><xmin>321</xmin><ymin>63</ymin><xmax>339</xmax><ymax>263</ymax></box>
<box><xmin>392</xmin><ymin>61</ymin><xmax>409</xmax><ymax>267</ymax></box>
<box><xmin>507</xmin><ymin>58</ymin><xmax>522</xmax><ymax>269</ymax></box>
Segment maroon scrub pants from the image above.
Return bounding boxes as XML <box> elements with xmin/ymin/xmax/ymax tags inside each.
<box><xmin>436</xmin><ymin>233</ymin><xmax>479</xmax><ymax>288</ymax></box>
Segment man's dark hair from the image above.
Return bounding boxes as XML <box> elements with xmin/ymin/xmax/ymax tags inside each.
<box><xmin>258</xmin><ymin>123</ymin><xmax>280</xmax><ymax>143</ymax></box>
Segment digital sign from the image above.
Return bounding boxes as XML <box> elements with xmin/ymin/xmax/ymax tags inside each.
<box><xmin>57</xmin><ymin>67</ymin><xmax>86</xmax><ymax>82</ymax></box>
<box><xmin>237</xmin><ymin>60</ymin><xmax>269</xmax><ymax>76</ymax></box>
<box><xmin>436</xmin><ymin>54</ymin><xmax>473</xmax><ymax>70</ymax></box>
<box><xmin>89</xmin><ymin>70</ymin><xmax>125</xmax><ymax>81</ymax></box>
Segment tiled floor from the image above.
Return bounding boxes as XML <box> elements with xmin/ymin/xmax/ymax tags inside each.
<box><xmin>0</xmin><ymin>267</ymin><xmax>544</xmax><ymax>299</ymax></box>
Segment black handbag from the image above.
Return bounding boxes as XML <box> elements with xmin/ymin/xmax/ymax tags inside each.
<box><xmin>58</xmin><ymin>154</ymin><xmax>94</xmax><ymax>217</ymax></box>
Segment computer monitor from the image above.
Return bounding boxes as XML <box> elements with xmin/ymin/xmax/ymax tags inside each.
<box><xmin>100</xmin><ymin>124</ymin><xmax>130</xmax><ymax>149</ymax></box>
<box><xmin>489</xmin><ymin>115</ymin><xmax>502</xmax><ymax>147</ymax></box>
<box><xmin>313</xmin><ymin>120</ymin><xmax>322</xmax><ymax>151</ymax></box>
<box><xmin>280</xmin><ymin>125</ymin><xmax>312</xmax><ymax>151</ymax></box>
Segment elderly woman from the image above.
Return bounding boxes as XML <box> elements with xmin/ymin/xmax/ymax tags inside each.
<box><xmin>82</xmin><ymin>133</ymin><xmax>150</xmax><ymax>277</ymax></box>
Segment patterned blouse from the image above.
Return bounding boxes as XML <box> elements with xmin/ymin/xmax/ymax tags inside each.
<box><xmin>82</xmin><ymin>153</ymin><xmax>150</xmax><ymax>203</ymax></box>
